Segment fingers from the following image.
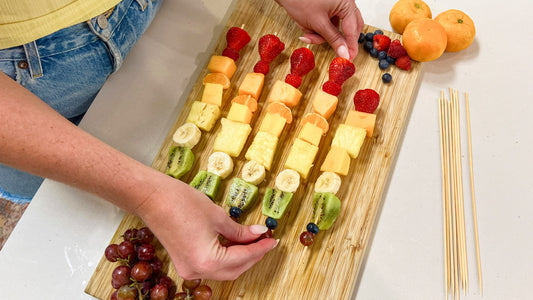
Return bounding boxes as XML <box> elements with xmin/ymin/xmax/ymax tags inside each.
<box><xmin>312</xmin><ymin>15</ymin><xmax>351</xmax><ymax>59</ymax></box>
<box><xmin>216</xmin><ymin>215</ymin><xmax>269</xmax><ymax>244</ymax></box>
<box><xmin>339</xmin><ymin>7</ymin><xmax>364</xmax><ymax>60</ymax></box>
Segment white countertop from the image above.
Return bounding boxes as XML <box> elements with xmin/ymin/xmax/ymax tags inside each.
<box><xmin>1</xmin><ymin>0</ymin><xmax>532</xmax><ymax>299</ymax></box>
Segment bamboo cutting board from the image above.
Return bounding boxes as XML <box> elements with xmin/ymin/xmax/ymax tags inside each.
<box><xmin>85</xmin><ymin>0</ymin><xmax>423</xmax><ymax>299</ymax></box>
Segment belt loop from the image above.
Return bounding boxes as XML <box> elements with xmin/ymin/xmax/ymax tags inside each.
<box><xmin>135</xmin><ymin>0</ymin><xmax>147</xmax><ymax>11</ymax></box>
<box><xmin>22</xmin><ymin>41</ymin><xmax>43</xmax><ymax>78</ymax></box>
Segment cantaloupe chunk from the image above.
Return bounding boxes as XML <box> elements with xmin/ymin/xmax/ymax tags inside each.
<box><xmin>332</xmin><ymin>124</ymin><xmax>366</xmax><ymax>159</ymax></box>
<box><xmin>227</xmin><ymin>102</ymin><xmax>253</xmax><ymax>124</ymax></box>
<box><xmin>259</xmin><ymin>113</ymin><xmax>286</xmax><ymax>137</ymax></box>
<box><xmin>238</xmin><ymin>73</ymin><xmax>264</xmax><ymax>99</ymax></box>
<box><xmin>285</xmin><ymin>138</ymin><xmax>319</xmax><ymax>179</ymax></box>
<box><xmin>266</xmin><ymin>80</ymin><xmax>302</xmax><ymax>107</ymax></box>
<box><xmin>207</xmin><ymin>56</ymin><xmax>237</xmax><ymax>79</ymax></box>
<box><xmin>201</xmin><ymin>83</ymin><xmax>224</xmax><ymax>107</ymax></box>
<box><xmin>312</xmin><ymin>89</ymin><xmax>338</xmax><ymax>119</ymax></box>
<box><xmin>298</xmin><ymin>122</ymin><xmax>323</xmax><ymax>146</ymax></box>
<box><xmin>320</xmin><ymin>146</ymin><xmax>351</xmax><ymax>175</ymax></box>
<box><xmin>345</xmin><ymin>110</ymin><xmax>376</xmax><ymax>137</ymax></box>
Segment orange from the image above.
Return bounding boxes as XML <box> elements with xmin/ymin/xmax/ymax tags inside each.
<box><xmin>402</xmin><ymin>18</ymin><xmax>447</xmax><ymax>62</ymax></box>
<box><xmin>389</xmin><ymin>0</ymin><xmax>432</xmax><ymax>34</ymax></box>
<box><xmin>301</xmin><ymin>113</ymin><xmax>329</xmax><ymax>134</ymax></box>
<box><xmin>231</xmin><ymin>94</ymin><xmax>258</xmax><ymax>113</ymax></box>
<box><xmin>203</xmin><ymin>72</ymin><xmax>230</xmax><ymax>89</ymax></box>
<box><xmin>266</xmin><ymin>102</ymin><xmax>293</xmax><ymax>124</ymax></box>
<box><xmin>434</xmin><ymin>9</ymin><xmax>476</xmax><ymax>52</ymax></box>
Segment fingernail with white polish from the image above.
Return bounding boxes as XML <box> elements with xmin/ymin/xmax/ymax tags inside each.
<box><xmin>337</xmin><ymin>44</ymin><xmax>350</xmax><ymax>59</ymax></box>
<box><xmin>273</xmin><ymin>239</ymin><xmax>280</xmax><ymax>248</ymax></box>
<box><xmin>250</xmin><ymin>224</ymin><xmax>269</xmax><ymax>235</ymax></box>
<box><xmin>299</xmin><ymin>36</ymin><xmax>312</xmax><ymax>44</ymax></box>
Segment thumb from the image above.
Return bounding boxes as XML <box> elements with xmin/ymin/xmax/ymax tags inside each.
<box><xmin>313</xmin><ymin>16</ymin><xmax>350</xmax><ymax>59</ymax></box>
<box><xmin>218</xmin><ymin>218</ymin><xmax>269</xmax><ymax>244</ymax></box>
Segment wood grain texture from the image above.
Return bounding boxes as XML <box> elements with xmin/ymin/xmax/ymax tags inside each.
<box><xmin>85</xmin><ymin>0</ymin><xmax>423</xmax><ymax>298</ymax></box>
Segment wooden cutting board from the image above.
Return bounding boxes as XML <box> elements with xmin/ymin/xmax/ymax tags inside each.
<box><xmin>85</xmin><ymin>0</ymin><xmax>423</xmax><ymax>298</ymax></box>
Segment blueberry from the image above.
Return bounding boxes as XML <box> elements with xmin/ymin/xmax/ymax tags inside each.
<box><xmin>369</xmin><ymin>48</ymin><xmax>379</xmax><ymax>58</ymax></box>
<box><xmin>365</xmin><ymin>32</ymin><xmax>374</xmax><ymax>41</ymax></box>
<box><xmin>265</xmin><ymin>217</ymin><xmax>278</xmax><ymax>230</ymax></box>
<box><xmin>363</xmin><ymin>41</ymin><xmax>373</xmax><ymax>53</ymax></box>
<box><xmin>358</xmin><ymin>33</ymin><xmax>365</xmax><ymax>43</ymax></box>
<box><xmin>306</xmin><ymin>223</ymin><xmax>319</xmax><ymax>235</ymax></box>
<box><xmin>229</xmin><ymin>206</ymin><xmax>242</xmax><ymax>218</ymax></box>
<box><xmin>379</xmin><ymin>59</ymin><xmax>389</xmax><ymax>70</ymax></box>
<box><xmin>386</xmin><ymin>55</ymin><xmax>396</xmax><ymax>65</ymax></box>
<box><xmin>374</xmin><ymin>29</ymin><xmax>384</xmax><ymax>35</ymax></box>
<box><xmin>378</xmin><ymin>51</ymin><xmax>387</xmax><ymax>60</ymax></box>
<box><xmin>382</xmin><ymin>73</ymin><xmax>392</xmax><ymax>83</ymax></box>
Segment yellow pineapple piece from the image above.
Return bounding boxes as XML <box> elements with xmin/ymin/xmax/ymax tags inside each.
<box><xmin>207</xmin><ymin>56</ymin><xmax>237</xmax><ymax>79</ymax></box>
<box><xmin>245</xmin><ymin>131</ymin><xmax>278</xmax><ymax>170</ymax></box>
<box><xmin>284</xmin><ymin>138</ymin><xmax>319</xmax><ymax>179</ymax></box>
<box><xmin>238</xmin><ymin>73</ymin><xmax>265</xmax><ymax>100</ymax></box>
<box><xmin>213</xmin><ymin>118</ymin><xmax>252</xmax><ymax>157</ymax></box>
<box><xmin>259</xmin><ymin>113</ymin><xmax>287</xmax><ymax>137</ymax></box>
<box><xmin>201</xmin><ymin>82</ymin><xmax>224</xmax><ymax>107</ymax></box>
<box><xmin>320</xmin><ymin>146</ymin><xmax>351</xmax><ymax>175</ymax></box>
<box><xmin>227</xmin><ymin>102</ymin><xmax>253</xmax><ymax>124</ymax></box>
<box><xmin>345</xmin><ymin>110</ymin><xmax>376</xmax><ymax>137</ymax></box>
<box><xmin>266</xmin><ymin>80</ymin><xmax>302</xmax><ymax>107</ymax></box>
<box><xmin>298</xmin><ymin>122</ymin><xmax>323</xmax><ymax>146</ymax></box>
<box><xmin>186</xmin><ymin>101</ymin><xmax>221</xmax><ymax>131</ymax></box>
<box><xmin>332</xmin><ymin>124</ymin><xmax>366</xmax><ymax>159</ymax></box>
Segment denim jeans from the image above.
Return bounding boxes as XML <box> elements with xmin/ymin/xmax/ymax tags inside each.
<box><xmin>0</xmin><ymin>0</ymin><xmax>162</xmax><ymax>203</ymax></box>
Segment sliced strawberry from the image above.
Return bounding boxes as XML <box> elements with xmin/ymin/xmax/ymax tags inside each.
<box><xmin>387</xmin><ymin>39</ymin><xmax>407</xmax><ymax>59</ymax></box>
<box><xmin>258</xmin><ymin>34</ymin><xmax>285</xmax><ymax>63</ymax></box>
<box><xmin>322</xmin><ymin>80</ymin><xmax>342</xmax><ymax>96</ymax></box>
<box><xmin>372</xmin><ymin>34</ymin><xmax>391</xmax><ymax>52</ymax></box>
<box><xmin>395</xmin><ymin>55</ymin><xmax>412</xmax><ymax>71</ymax></box>
<box><xmin>253</xmin><ymin>60</ymin><xmax>270</xmax><ymax>75</ymax></box>
<box><xmin>353</xmin><ymin>89</ymin><xmax>380</xmax><ymax>113</ymax></box>
<box><xmin>329</xmin><ymin>57</ymin><xmax>355</xmax><ymax>85</ymax></box>
<box><xmin>222</xmin><ymin>47</ymin><xmax>239</xmax><ymax>61</ymax></box>
<box><xmin>226</xmin><ymin>27</ymin><xmax>251</xmax><ymax>51</ymax></box>
<box><xmin>290</xmin><ymin>47</ymin><xmax>315</xmax><ymax>77</ymax></box>
<box><xmin>285</xmin><ymin>74</ymin><xmax>302</xmax><ymax>88</ymax></box>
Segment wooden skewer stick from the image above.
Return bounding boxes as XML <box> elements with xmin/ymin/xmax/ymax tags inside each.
<box><xmin>438</xmin><ymin>96</ymin><xmax>449</xmax><ymax>299</ymax></box>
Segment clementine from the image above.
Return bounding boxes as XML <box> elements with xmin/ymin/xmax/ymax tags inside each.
<box><xmin>301</xmin><ymin>113</ymin><xmax>329</xmax><ymax>134</ymax></box>
<box><xmin>435</xmin><ymin>9</ymin><xmax>476</xmax><ymax>52</ymax></box>
<box><xmin>203</xmin><ymin>72</ymin><xmax>230</xmax><ymax>89</ymax></box>
<box><xmin>402</xmin><ymin>18</ymin><xmax>447</xmax><ymax>62</ymax></box>
<box><xmin>389</xmin><ymin>0</ymin><xmax>432</xmax><ymax>34</ymax></box>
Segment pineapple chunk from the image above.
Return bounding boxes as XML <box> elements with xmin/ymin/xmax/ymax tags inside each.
<box><xmin>201</xmin><ymin>82</ymin><xmax>224</xmax><ymax>107</ymax></box>
<box><xmin>345</xmin><ymin>110</ymin><xmax>376</xmax><ymax>137</ymax></box>
<box><xmin>298</xmin><ymin>122</ymin><xmax>323</xmax><ymax>146</ymax></box>
<box><xmin>213</xmin><ymin>118</ymin><xmax>251</xmax><ymax>157</ymax></box>
<box><xmin>332</xmin><ymin>124</ymin><xmax>366</xmax><ymax>159</ymax></box>
<box><xmin>245</xmin><ymin>131</ymin><xmax>278</xmax><ymax>170</ymax></box>
<box><xmin>320</xmin><ymin>146</ymin><xmax>351</xmax><ymax>175</ymax></box>
<box><xmin>207</xmin><ymin>56</ymin><xmax>237</xmax><ymax>79</ymax></box>
<box><xmin>239</xmin><ymin>73</ymin><xmax>265</xmax><ymax>100</ymax></box>
<box><xmin>259</xmin><ymin>113</ymin><xmax>287</xmax><ymax>137</ymax></box>
<box><xmin>285</xmin><ymin>138</ymin><xmax>319</xmax><ymax>179</ymax></box>
<box><xmin>266</xmin><ymin>80</ymin><xmax>302</xmax><ymax>107</ymax></box>
<box><xmin>186</xmin><ymin>101</ymin><xmax>220</xmax><ymax>131</ymax></box>
<box><xmin>227</xmin><ymin>102</ymin><xmax>253</xmax><ymax>124</ymax></box>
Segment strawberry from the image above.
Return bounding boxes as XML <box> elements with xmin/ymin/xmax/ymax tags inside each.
<box><xmin>395</xmin><ymin>55</ymin><xmax>412</xmax><ymax>71</ymax></box>
<box><xmin>372</xmin><ymin>34</ymin><xmax>391</xmax><ymax>51</ymax></box>
<box><xmin>226</xmin><ymin>27</ymin><xmax>251</xmax><ymax>51</ymax></box>
<box><xmin>353</xmin><ymin>89</ymin><xmax>380</xmax><ymax>113</ymax></box>
<box><xmin>328</xmin><ymin>57</ymin><xmax>355</xmax><ymax>85</ymax></box>
<box><xmin>258</xmin><ymin>34</ymin><xmax>285</xmax><ymax>63</ymax></box>
<box><xmin>322</xmin><ymin>80</ymin><xmax>342</xmax><ymax>96</ymax></box>
<box><xmin>387</xmin><ymin>39</ymin><xmax>407</xmax><ymax>58</ymax></box>
<box><xmin>253</xmin><ymin>60</ymin><xmax>270</xmax><ymax>75</ymax></box>
<box><xmin>285</xmin><ymin>74</ymin><xmax>302</xmax><ymax>88</ymax></box>
<box><xmin>222</xmin><ymin>47</ymin><xmax>239</xmax><ymax>61</ymax></box>
<box><xmin>290</xmin><ymin>47</ymin><xmax>315</xmax><ymax>77</ymax></box>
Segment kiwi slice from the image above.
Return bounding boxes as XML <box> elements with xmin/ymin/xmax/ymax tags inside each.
<box><xmin>225</xmin><ymin>178</ymin><xmax>258</xmax><ymax>211</ymax></box>
<box><xmin>262</xmin><ymin>188</ymin><xmax>293</xmax><ymax>219</ymax></box>
<box><xmin>312</xmin><ymin>192</ymin><xmax>341</xmax><ymax>230</ymax></box>
<box><xmin>166</xmin><ymin>146</ymin><xmax>194</xmax><ymax>179</ymax></box>
<box><xmin>189</xmin><ymin>171</ymin><xmax>221</xmax><ymax>200</ymax></box>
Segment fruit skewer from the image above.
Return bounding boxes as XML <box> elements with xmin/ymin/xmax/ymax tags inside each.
<box><xmin>299</xmin><ymin>88</ymin><xmax>380</xmax><ymax>246</ymax></box>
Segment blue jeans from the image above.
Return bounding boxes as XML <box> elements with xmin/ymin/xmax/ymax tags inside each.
<box><xmin>0</xmin><ymin>0</ymin><xmax>162</xmax><ymax>203</ymax></box>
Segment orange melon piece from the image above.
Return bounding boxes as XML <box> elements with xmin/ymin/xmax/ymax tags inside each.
<box><xmin>320</xmin><ymin>146</ymin><xmax>351</xmax><ymax>176</ymax></box>
<box><xmin>266</xmin><ymin>80</ymin><xmax>302</xmax><ymax>107</ymax></box>
<box><xmin>238</xmin><ymin>73</ymin><xmax>265</xmax><ymax>99</ymax></box>
<box><xmin>200</xmin><ymin>83</ymin><xmax>224</xmax><ymax>107</ymax></box>
<box><xmin>227</xmin><ymin>102</ymin><xmax>253</xmax><ymax>124</ymax></box>
<box><xmin>345</xmin><ymin>110</ymin><xmax>376</xmax><ymax>137</ymax></box>
<box><xmin>301</xmin><ymin>113</ymin><xmax>329</xmax><ymax>134</ymax></box>
<box><xmin>207</xmin><ymin>56</ymin><xmax>237</xmax><ymax>79</ymax></box>
<box><xmin>312</xmin><ymin>89</ymin><xmax>338</xmax><ymax>119</ymax></box>
<box><xmin>203</xmin><ymin>73</ymin><xmax>230</xmax><ymax>89</ymax></box>
<box><xmin>266</xmin><ymin>102</ymin><xmax>293</xmax><ymax>124</ymax></box>
<box><xmin>259</xmin><ymin>113</ymin><xmax>287</xmax><ymax>137</ymax></box>
<box><xmin>231</xmin><ymin>95</ymin><xmax>257</xmax><ymax>113</ymax></box>
<box><xmin>298</xmin><ymin>122</ymin><xmax>323</xmax><ymax>146</ymax></box>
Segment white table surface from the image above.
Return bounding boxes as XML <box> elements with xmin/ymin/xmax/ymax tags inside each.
<box><xmin>1</xmin><ymin>0</ymin><xmax>532</xmax><ymax>299</ymax></box>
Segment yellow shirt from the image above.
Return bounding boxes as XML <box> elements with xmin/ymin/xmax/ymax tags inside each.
<box><xmin>0</xmin><ymin>0</ymin><xmax>122</xmax><ymax>49</ymax></box>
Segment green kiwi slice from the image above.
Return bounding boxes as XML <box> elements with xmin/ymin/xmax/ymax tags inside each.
<box><xmin>225</xmin><ymin>178</ymin><xmax>258</xmax><ymax>211</ymax></box>
<box><xmin>189</xmin><ymin>171</ymin><xmax>221</xmax><ymax>200</ymax></box>
<box><xmin>262</xmin><ymin>188</ymin><xmax>293</xmax><ymax>219</ymax></box>
<box><xmin>312</xmin><ymin>192</ymin><xmax>341</xmax><ymax>230</ymax></box>
<box><xmin>166</xmin><ymin>146</ymin><xmax>194</xmax><ymax>179</ymax></box>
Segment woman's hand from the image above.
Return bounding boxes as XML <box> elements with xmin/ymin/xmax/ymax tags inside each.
<box><xmin>275</xmin><ymin>0</ymin><xmax>364</xmax><ymax>60</ymax></box>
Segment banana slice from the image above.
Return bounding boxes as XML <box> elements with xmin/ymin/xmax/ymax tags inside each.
<box><xmin>275</xmin><ymin>169</ymin><xmax>300</xmax><ymax>193</ymax></box>
<box><xmin>241</xmin><ymin>160</ymin><xmax>266</xmax><ymax>185</ymax></box>
<box><xmin>314</xmin><ymin>172</ymin><xmax>342</xmax><ymax>194</ymax></box>
<box><xmin>207</xmin><ymin>152</ymin><xmax>234</xmax><ymax>179</ymax></box>
<box><xmin>173</xmin><ymin>122</ymin><xmax>201</xmax><ymax>148</ymax></box>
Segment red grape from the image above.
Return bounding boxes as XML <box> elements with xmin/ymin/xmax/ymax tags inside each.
<box><xmin>117</xmin><ymin>285</ymin><xmax>137</xmax><ymax>299</ymax></box>
<box><xmin>105</xmin><ymin>244</ymin><xmax>120</xmax><ymax>262</ymax></box>
<box><xmin>193</xmin><ymin>285</ymin><xmax>213</xmax><ymax>300</ymax></box>
<box><xmin>136</xmin><ymin>243</ymin><xmax>156</xmax><ymax>261</ymax></box>
<box><xmin>150</xmin><ymin>257</ymin><xmax>163</xmax><ymax>274</ymax></box>
<box><xmin>109</xmin><ymin>290</ymin><xmax>118</xmax><ymax>300</ymax></box>
<box><xmin>299</xmin><ymin>231</ymin><xmax>315</xmax><ymax>246</ymax></box>
<box><xmin>117</xmin><ymin>240</ymin><xmax>135</xmax><ymax>259</ymax></box>
<box><xmin>182</xmin><ymin>279</ymin><xmax>201</xmax><ymax>292</ymax></box>
<box><xmin>131</xmin><ymin>261</ymin><xmax>153</xmax><ymax>282</ymax></box>
<box><xmin>150</xmin><ymin>283</ymin><xmax>168</xmax><ymax>300</ymax></box>
<box><xmin>158</xmin><ymin>274</ymin><xmax>174</xmax><ymax>290</ymax></box>
<box><xmin>123</xmin><ymin>228</ymin><xmax>138</xmax><ymax>242</ymax></box>
<box><xmin>175</xmin><ymin>292</ymin><xmax>188</xmax><ymax>300</ymax></box>
<box><xmin>111</xmin><ymin>265</ymin><xmax>131</xmax><ymax>289</ymax></box>
<box><xmin>141</xmin><ymin>279</ymin><xmax>155</xmax><ymax>295</ymax></box>
<box><xmin>258</xmin><ymin>229</ymin><xmax>273</xmax><ymax>240</ymax></box>
<box><xmin>136</xmin><ymin>227</ymin><xmax>154</xmax><ymax>244</ymax></box>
